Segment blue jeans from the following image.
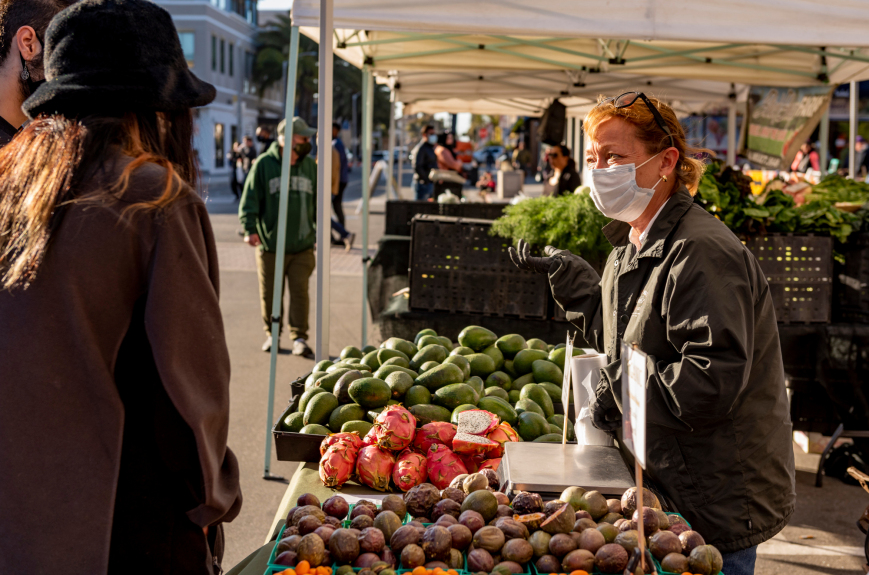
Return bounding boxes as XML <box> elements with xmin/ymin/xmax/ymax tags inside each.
<box><xmin>722</xmin><ymin>545</ymin><xmax>757</xmax><ymax>575</ymax></box>
<box><xmin>413</xmin><ymin>180</ymin><xmax>433</xmax><ymax>200</ymax></box>
<box><xmin>331</xmin><ymin>217</ymin><xmax>350</xmax><ymax>240</ymax></box>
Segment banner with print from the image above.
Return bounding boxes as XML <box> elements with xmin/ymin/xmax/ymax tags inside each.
<box><xmin>743</xmin><ymin>86</ymin><xmax>833</xmax><ymax>169</ymax></box>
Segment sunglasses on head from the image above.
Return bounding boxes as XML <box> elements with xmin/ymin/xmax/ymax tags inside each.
<box><xmin>598</xmin><ymin>92</ymin><xmax>675</xmax><ymax>148</ymax></box>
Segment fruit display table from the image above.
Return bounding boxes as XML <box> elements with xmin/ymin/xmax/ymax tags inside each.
<box><xmin>226</xmin><ymin>463</ymin><xmax>390</xmax><ymax>575</ymax></box>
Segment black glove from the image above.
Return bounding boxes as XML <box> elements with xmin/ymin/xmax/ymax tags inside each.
<box><xmin>508</xmin><ymin>239</ymin><xmax>565</xmax><ymax>274</ymax></box>
<box><xmin>590</xmin><ymin>378</ymin><xmax>622</xmax><ymax>431</ymax></box>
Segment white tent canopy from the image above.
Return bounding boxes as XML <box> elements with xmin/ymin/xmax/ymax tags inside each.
<box><xmin>291</xmin><ymin>0</ymin><xmax>869</xmax><ymax>48</ymax></box>
<box><xmin>300</xmin><ymin>27</ymin><xmax>869</xmax><ymax>88</ymax></box>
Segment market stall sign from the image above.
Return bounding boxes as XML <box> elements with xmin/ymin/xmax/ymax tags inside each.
<box><xmin>743</xmin><ymin>86</ymin><xmax>833</xmax><ymax>169</ymax></box>
<box><xmin>620</xmin><ymin>342</ymin><xmax>647</xmax><ymax>468</ymax></box>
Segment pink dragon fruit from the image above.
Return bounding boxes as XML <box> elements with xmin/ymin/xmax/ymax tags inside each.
<box><xmin>356</xmin><ymin>445</ymin><xmax>396</xmax><ymax>491</ymax></box>
<box><xmin>412</xmin><ymin>421</ymin><xmax>457</xmax><ymax>454</ymax></box>
<box><xmin>320</xmin><ymin>432</ymin><xmax>363</xmax><ymax>456</ymax></box>
<box><xmin>319</xmin><ymin>442</ymin><xmax>359</xmax><ymax>488</ymax></box>
<box><xmin>373</xmin><ymin>405</ymin><xmax>417</xmax><ymax>451</ymax></box>
<box><xmin>426</xmin><ymin>443</ymin><xmax>469</xmax><ymax>489</ymax></box>
<box><xmin>362</xmin><ymin>426</ymin><xmax>378</xmax><ymax>446</ymax></box>
<box><xmin>456</xmin><ymin>409</ymin><xmax>500</xmax><ymax>436</ymax></box>
<box><xmin>453</xmin><ymin>432</ymin><xmax>500</xmax><ymax>456</ymax></box>
<box><xmin>457</xmin><ymin>452</ymin><xmax>483</xmax><ymax>474</ymax></box>
<box><xmin>392</xmin><ymin>448</ymin><xmax>428</xmax><ymax>492</ymax></box>
<box><xmin>486</xmin><ymin>422</ymin><xmax>520</xmax><ymax>457</ymax></box>
<box><xmin>479</xmin><ymin>458</ymin><xmax>501</xmax><ymax>471</ymax></box>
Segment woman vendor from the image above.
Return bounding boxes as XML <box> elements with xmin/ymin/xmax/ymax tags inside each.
<box><xmin>509</xmin><ymin>93</ymin><xmax>795</xmax><ymax>575</ymax></box>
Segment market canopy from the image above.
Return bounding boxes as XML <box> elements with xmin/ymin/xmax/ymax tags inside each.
<box><xmin>388</xmin><ymin>70</ymin><xmax>749</xmax><ymax>115</ymax></box>
<box><xmin>291</xmin><ymin>0</ymin><xmax>869</xmax><ymax>48</ymax></box>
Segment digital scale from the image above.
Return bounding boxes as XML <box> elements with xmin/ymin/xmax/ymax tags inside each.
<box><xmin>498</xmin><ymin>442</ymin><xmax>635</xmax><ymax>499</ymax></box>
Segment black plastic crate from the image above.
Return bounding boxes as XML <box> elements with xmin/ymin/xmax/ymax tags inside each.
<box><xmin>384</xmin><ymin>201</ymin><xmax>441</xmax><ymax>236</ymax></box>
<box><xmin>834</xmin><ymin>232</ymin><xmax>869</xmax><ymax>323</ymax></box>
<box><xmin>745</xmin><ymin>234</ymin><xmax>832</xmax><ymax>323</ymax></box>
<box><xmin>439</xmin><ymin>202</ymin><xmax>509</xmax><ymax>221</ymax></box>
<box><xmin>273</xmin><ymin>372</ymin><xmax>326</xmax><ymax>462</ymax></box>
<box><xmin>408</xmin><ymin>215</ymin><xmax>548</xmax><ymax>318</ymax></box>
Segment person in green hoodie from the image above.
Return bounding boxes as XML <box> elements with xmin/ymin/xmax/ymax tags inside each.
<box><xmin>239</xmin><ymin>117</ymin><xmax>317</xmax><ymax>356</ymax></box>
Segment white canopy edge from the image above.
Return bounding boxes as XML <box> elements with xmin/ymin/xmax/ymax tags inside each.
<box><xmin>292</xmin><ymin>0</ymin><xmax>869</xmax><ymax>47</ymax></box>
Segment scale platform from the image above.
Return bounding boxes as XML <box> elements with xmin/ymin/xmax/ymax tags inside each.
<box><xmin>499</xmin><ymin>442</ymin><xmax>635</xmax><ymax>498</ymax></box>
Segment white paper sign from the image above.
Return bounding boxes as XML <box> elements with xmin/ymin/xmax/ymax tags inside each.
<box><xmin>621</xmin><ymin>342</ymin><xmax>647</xmax><ymax>468</ymax></box>
<box><xmin>561</xmin><ymin>333</ymin><xmax>575</xmax><ymax>444</ymax></box>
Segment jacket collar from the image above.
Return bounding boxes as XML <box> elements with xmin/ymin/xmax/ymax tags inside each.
<box><xmin>601</xmin><ymin>186</ymin><xmax>695</xmax><ymax>258</ymax></box>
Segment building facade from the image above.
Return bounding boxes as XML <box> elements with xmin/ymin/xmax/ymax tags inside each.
<box><xmin>155</xmin><ymin>0</ymin><xmax>284</xmax><ymax>189</ymax></box>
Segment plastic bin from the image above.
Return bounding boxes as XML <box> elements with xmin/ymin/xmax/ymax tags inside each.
<box><xmin>833</xmin><ymin>231</ymin><xmax>869</xmax><ymax>322</ymax></box>
<box><xmin>408</xmin><ymin>215</ymin><xmax>548</xmax><ymax>319</ymax></box>
<box><xmin>386</xmin><ymin>201</ymin><xmax>441</xmax><ymax>236</ymax></box>
<box><xmin>744</xmin><ymin>234</ymin><xmax>832</xmax><ymax>323</ymax></box>
<box><xmin>273</xmin><ymin>398</ymin><xmax>327</xmax><ymax>462</ymax></box>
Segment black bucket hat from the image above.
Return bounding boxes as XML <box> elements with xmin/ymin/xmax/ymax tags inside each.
<box><xmin>23</xmin><ymin>0</ymin><xmax>216</xmax><ymax>119</ymax></box>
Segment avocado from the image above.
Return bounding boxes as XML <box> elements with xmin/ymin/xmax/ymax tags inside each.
<box><xmin>303</xmin><ymin>392</ymin><xmax>339</xmax><ymax>426</ymax></box>
<box><xmin>538</xmin><ymin>382</ymin><xmax>564</xmax><ymax>405</ymax></box>
<box><xmin>329</xmin><ymin>403</ymin><xmax>367</xmax><ymax>431</ymax></box>
<box><xmin>340</xmin><ymin>346</ymin><xmax>364</xmax><ymax>360</ymax></box>
<box><xmin>299</xmin><ymin>424</ymin><xmax>331</xmax><ymax>435</ymax></box>
<box><xmin>341</xmin><ymin>420</ymin><xmax>373</xmax><ymax>436</ymax></box>
<box><xmin>464</xmin><ymin>376</ymin><xmax>484</xmax><ymax>401</ymax></box>
<box><xmin>377</xmin><ymin>348</ymin><xmax>410</xmax><ymax>366</ymax></box>
<box><xmin>298</xmin><ymin>386</ymin><xmax>327</xmax><ymax>413</ymax></box>
<box><xmin>517</xmin><ymin>411</ymin><xmax>550</xmax><ymax>441</ymax></box>
<box><xmin>420</xmin><ymin>360</ymin><xmax>442</xmax><ymax>373</ymax></box>
<box><xmin>413</xmin><ymin>328</ymin><xmax>437</xmax><ymax>345</ymax></box>
<box><xmin>508</xmin><ymin>390</ymin><xmax>521</xmax><ymax>403</ymax></box>
<box><xmin>514</xmin><ymin>397</ymin><xmax>545</xmax><ymax>418</ymax></box>
<box><xmin>520</xmin><ymin>384</ymin><xmax>555</xmax><ymax>418</ymax></box>
<box><xmin>417</xmin><ymin>334</ymin><xmax>441</xmax><ymax>349</ymax></box>
<box><xmin>532</xmin><ymin>359</ymin><xmax>564</xmax><ymax>385</ymax></box>
<box><xmin>433</xmin><ymin>383</ymin><xmax>478</xmax><ymax>411</ymax></box>
<box><xmin>385</xmin><ymin>371</ymin><xmax>415</xmax><ymax>399</ymax></box>
<box><xmin>313</xmin><ymin>360</ymin><xmax>334</xmax><ymax>372</ymax></box>
<box><xmin>436</xmin><ymin>336</ymin><xmax>453</xmax><ymax>350</ymax></box>
<box><xmin>314</xmin><ymin>368</ymin><xmax>352</xmax><ymax>392</ymax></box>
<box><xmin>362</xmin><ymin>345</ymin><xmax>377</xmax><ymax>354</ymax></box>
<box><xmin>548</xmin><ymin>346</ymin><xmax>583</xmax><ymax>372</ymax></box>
<box><xmin>383</xmin><ymin>337</ymin><xmax>418</xmax><ymax>358</ymax></box>
<box><xmin>510</xmin><ymin>372</ymin><xmax>536</xmax><ymax>392</ymax></box>
<box><xmin>373</xmin><ymin>364</ymin><xmax>419</xmax><ymax>381</ymax></box>
<box><xmin>485</xmin><ymin>371</ymin><xmax>512</xmax><ymax>390</ymax></box>
<box><xmin>495</xmin><ymin>333</ymin><xmax>527</xmax><ymax>359</ymax></box>
<box><xmin>416</xmin><ymin>362</ymin><xmax>464</xmax><ymax>391</ymax></box>
<box><xmin>348</xmin><ymin>377</ymin><xmax>391</xmax><ymax>408</ymax></box>
<box><xmin>443</xmin><ymin>354</ymin><xmax>471</xmax><ymax>381</ymax></box>
<box><xmin>408</xmin><ymin>404</ymin><xmax>452</xmax><ymax>424</ymax></box>
<box><xmin>305</xmin><ymin>370</ymin><xmax>327</xmax><ymax>389</ymax></box>
<box><xmin>532</xmin><ymin>433</ymin><xmax>564</xmax><ymax>443</ymax></box>
<box><xmin>526</xmin><ymin>338</ymin><xmax>549</xmax><ymax>351</ymax></box>
<box><xmin>481</xmin><ymin>344</ymin><xmax>505</xmax><ymax>370</ymax></box>
<box><xmin>458</xmin><ymin>325</ymin><xmax>498</xmax><ymax>352</ymax></box>
<box><xmin>450</xmin><ymin>346</ymin><xmax>475</xmax><ymax>356</ymax></box>
<box><xmin>410</xmin><ymin>343</ymin><xmax>448</xmax><ymax>371</ymax></box>
<box><xmin>466</xmin><ymin>353</ymin><xmax>496</xmax><ymax>378</ymax></box>
<box><xmin>280</xmin><ymin>411</ymin><xmax>305</xmax><ymax>432</ymax></box>
<box><xmin>403</xmin><ymin>384</ymin><xmax>432</xmax><ymax>407</ymax></box>
<box><xmin>502</xmin><ymin>359</ymin><xmax>517</xmax><ymax>379</ymax></box>
<box><xmin>513</xmin><ymin>349</ymin><xmax>549</xmax><ymax>375</ymax></box>
<box><xmin>361</xmin><ymin>350</ymin><xmax>381</xmax><ymax>370</ymax></box>
<box><xmin>484</xmin><ymin>387</ymin><xmax>510</xmax><ymax>401</ymax></box>
<box><xmin>380</xmin><ymin>356</ymin><xmax>410</xmax><ymax>369</ymax></box>
<box><xmin>332</xmin><ymin>370</ymin><xmax>365</xmax><ymax>404</ymax></box>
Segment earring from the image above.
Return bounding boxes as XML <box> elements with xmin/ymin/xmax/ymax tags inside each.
<box><xmin>661</xmin><ymin>175</ymin><xmax>668</xmax><ymax>182</ymax></box>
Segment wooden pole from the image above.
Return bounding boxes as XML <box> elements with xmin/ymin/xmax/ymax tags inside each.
<box><xmin>636</xmin><ymin>459</ymin><xmax>645</xmax><ymax>572</ymax></box>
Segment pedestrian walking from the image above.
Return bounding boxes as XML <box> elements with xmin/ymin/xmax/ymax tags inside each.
<box><xmin>0</xmin><ymin>1</ymin><xmax>242</xmax><ymax>573</ymax></box>
<box><xmin>239</xmin><ymin>117</ymin><xmax>317</xmax><ymax>357</ymax></box>
<box><xmin>227</xmin><ymin>141</ymin><xmax>242</xmax><ymax>199</ymax></box>
<box><xmin>410</xmin><ymin>124</ymin><xmax>438</xmax><ymax>200</ymax></box>
<box><xmin>0</xmin><ymin>0</ymin><xmax>76</xmax><ymax>147</ymax></box>
<box><xmin>332</xmin><ymin>122</ymin><xmax>349</xmax><ymax>236</ymax></box>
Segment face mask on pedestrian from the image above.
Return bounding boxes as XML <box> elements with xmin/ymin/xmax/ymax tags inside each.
<box><xmin>427</xmin><ymin>134</ymin><xmax>437</xmax><ymax>144</ymax></box>
<box><xmin>19</xmin><ymin>36</ymin><xmax>45</xmax><ymax>98</ymax></box>
<box><xmin>588</xmin><ymin>152</ymin><xmax>662</xmax><ymax>222</ymax></box>
<box><xmin>293</xmin><ymin>141</ymin><xmax>312</xmax><ymax>160</ymax></box>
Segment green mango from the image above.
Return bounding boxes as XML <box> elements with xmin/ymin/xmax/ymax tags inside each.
<box><xmin>416</xmin><ymin>362</ymin><xmax>464</xmax><ymax>391</ymax></box>
<box><xmin>458</xmin><ymin>325</ymin><xmax>498</xmax><ymax>352</ymax></box>
<box><xmin>476</xmin><ymin>396</ymin><xmax>518</xmax><ymax>426</ymax></box>
<box><xmin>340</xmin><ymin>346</ymin><xmax>364</xmax><ymax>360</ymax></box>
<box><xmin>414</xmin><ymin>328</ymin><xmax>438</xmax><ymax>345</ymax></box>
<box><xmin>383</xmin><ymin>337</ymin><xmax>418</xmax><ymax>358</ymax></box>
<box><xmin>485</xmin><ymin>371</ymin><xmax>512</xmax><ymax>390</ymax></box>
<box><xmin>464</xmin><ymin>376</ymin><xmax>484</xmax><ymax>401</ymax></box>
<box><xmin>408</xmin><ymin>404</ymin><xmax>452</xmax><ymax>424</ymax></box>
<box><xmin>532</xmin><ymin>359</ymin><xmax>564</xmax><ymax>385</ymax></box>
<box><xmin>520</xmin><ymin>384</ymin><xmax>555</xmax><ymax>418</ymax></box>
<box><xmin>280</xmin><ymin>411</ymin><xmax>305</xmax><ymax>432</ymax></box>
<box><xmin>526</xmin><ymin>338</ymin><xmax>549</xmax><ymax>351</ymax></box>
<box><xmin>517</xmin><ymin>411</ymin><xmax>550</xmax><ymax>440</ymax></box>
<box><xmin>313</xmin><ymin>360</ymin><xmax>334</xmax><ymax>372</ymax></box>
<box><xmin>450</xmin><ymin>346</ymin><xmax>475</xmax><ymax>356</ymax></box>
<box><xmin>513</xmin><ymin>349</ymin><xmax>549</xmax><ymax>375</ymax></box>
<box><xmin>495</xmin><ymin>334</ymin><xmax>527</xmax><ymax>359</ymax></box>
<box><xmin>381</xmin><ymin>356</ymin><xmax>410</xmax><ymax>369</ymax></box>
<box><xmin>404</xmin><ymin>385</ymin><xmax>432</xmax><ymax>407</ymax></box>
<box><xmin>299</xmin><ymin>424</ymin><xmax>331</xmax><ymax>435</ymax></box>
<box><xmin>511</xmin><ymin>372</ymin><xmax>536</xmax><ymax>392</ymax></box>
<box><xmin>515</xmin><ymin>397</ymin><xmax>545</xmax><ymax>418</ymax></box>
<box><xmin>482</xmin><ymin>344</ymin><xmax>505</xmax><ymax>371</ymax></box>
<box><xmin>303</xmin><ymin>392</ymin><xmax>339</xmax><ymax>426</ymax></box>
<box><xmin>377</xmin><ymin>348</ymin><xmax>410</xmax><ymax>365</ymax></box>
<box><xmin>361</xmin><ymin>345</ymin><xmax>377</xmax><ymax>354</ymax></box>
<box><xmin>385</xmin><ymin>371</ymin><xmax>415</xmax><ymax>399</ymax></box>
<box><xmin>361</xmin><ymin>350</ymin><xmax>381</xmax><ymax>370</ymax></box>
<box><xmin>373</xmin><ymin>365</ymin><xmax>419</xmax><ymax>381</ymax></box>
<box><xmin>502</xmin><ymin>359</ymin><xmax>517</xmax><ymax>379</ymax></box>
<box><xmin>410</xmin><ymin>344</ymin><xmax>448</xmax><ymax>371</ymax></box>
<box><xmin>467</xmin><ymin>353</ymin><xmax>497</xmax><ymax>378</ymax></box>
<box><xmin>329</xmin><ymin>403</ymin><xmax>366</xmax><ymax>431</ymax></box>
<box><xmin>443</xmin><ymin>354</ymin><xmax>471</xmax><ymax>381</ymax></box>
<box><xmin>314</xmin><ymin>368</ymin><xmax>352</xmax><ymax>392</ymax></box>
<box><xmin>484</xmin><ymin>387</ymin><xmax>510</xmax><ymax>401</ymax></box>
<box><xmin>433</xmin><ymin>383</ymin><xmax>478</xmax><ymax>411</ymax></box>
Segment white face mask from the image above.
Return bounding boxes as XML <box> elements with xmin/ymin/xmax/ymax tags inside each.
<box><xmin>588</xmin><ymin>152</ymin><xmax>662</xmax><ymax>222</ymax></box>
<box><xmin>428</xmin><ymin>134</ymin><xmax>438</xmax><ymax>144</ymax></box>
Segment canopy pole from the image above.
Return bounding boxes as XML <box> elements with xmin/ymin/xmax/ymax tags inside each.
<box><xmin>727</xmin><ymin>100</ymin><xmax>737</xmax><ymax>167</ymax></box>
<box><xmin>263</xmin><ymin>25</ymin><xmax>299</xmax><ymax>481</ymax></box>
<box><xmin>387</xmin><ymin>89</ymin><xmax>397</xmax><ymax>199</ymax></box>
<box><xmin>850</xmin><ymin>80</ymin><xmax>858</xmax><ymax>180</ymax></box>
<box><xmin>396</xmin><ymin>104</ymin><xmax>404</xmax><ymax>198</ymax></box>
<box><xmin>819</xmin><ymin>106</ymin><xmax>830</xmax><ymax>175</ymax></box>
<box><xmin>314</xmin><ymin>0</ymin><xmax>333</xmax><ymax>361</ymax></box>
<box><xmin>361</xmin><ymin>66</ymin><xmax>373</xmax><ymax>347</ymax></box>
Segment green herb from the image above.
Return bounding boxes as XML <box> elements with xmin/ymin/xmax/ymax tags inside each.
<box><xmin>490</xmin><ymin>193</ymin><xmax>613</xmax><ymax>267</ymax></box>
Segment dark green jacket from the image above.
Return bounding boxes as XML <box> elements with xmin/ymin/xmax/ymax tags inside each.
<box><xmin>238</xmin><ymin>142</ymin><xmax>317</xmax><ymax>254</ymax></box>
<box><xmin>550</xmin><ymin>188</ymin><xmax>795</xmax><ymax>553</ymax></box>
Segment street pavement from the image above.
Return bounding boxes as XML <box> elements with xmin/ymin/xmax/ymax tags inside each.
<box><xmin>204</xmin><ymin>167</ymin><xmax>869</xmax><ymax>574</ymax></box>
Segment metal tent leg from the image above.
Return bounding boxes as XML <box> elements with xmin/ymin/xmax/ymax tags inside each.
<box><xmin>360</xmin><ymin>66</ymin><xmax>373</xmax><ymax>347</ymax></box>
<box><xmin>263</xmin><ymin>25</ymin><xmax>300</xmax><ymax>481</ymax></box>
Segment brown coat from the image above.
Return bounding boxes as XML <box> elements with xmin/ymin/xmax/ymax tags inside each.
<box><xmin>0</xmin><ymin>153</ymin><xmax>242</xmax><ymax>573</ymax></box>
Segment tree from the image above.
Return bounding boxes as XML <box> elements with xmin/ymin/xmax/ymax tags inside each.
<box><xmin>253</xmin><ymin>12</ymin><xmax>391</xmax><ymax>139</ymax></box>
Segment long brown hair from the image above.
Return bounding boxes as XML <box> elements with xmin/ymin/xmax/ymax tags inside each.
<box><xmin>0</xmin><ymin>110</ymin><xmax>199</xmax><ymax>289</ymax></box>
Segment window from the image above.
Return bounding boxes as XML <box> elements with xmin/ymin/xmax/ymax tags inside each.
<box><xmin>214</xmin><ymin>123</ymin><xmax>225</xmax><ymax>168</ymax></box>
<box><xmin>220</xmin><ymin>38</ymin><xmax>225</xmax><ymax>74</ymax></box>
<box><xmin>178</xmin><ymin>32</ymin><xmax>195</xmax><ymax>68</ymax></box>
<box><xmin>229</xmin><ymin>44</ymin><xmax>234</xmax><ymax>77</ymax></box>
<box><xmin>211</xmin><ymin>35</ymin><xmax>217</xmax><ymax>71</ymax></box>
